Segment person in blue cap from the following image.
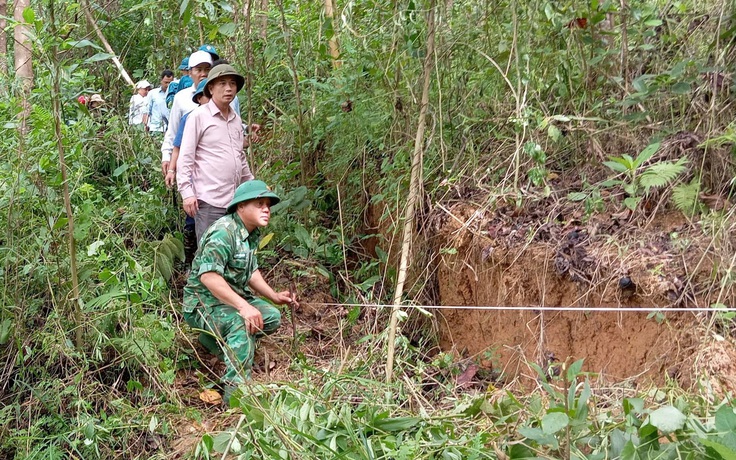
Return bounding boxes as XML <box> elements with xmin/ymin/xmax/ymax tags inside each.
<box><xmin>199</xmin><ymin>44</ymin><xmax>220</xmax><ymax>61</ymax></box>
<box><xmin>166</xmin><ymin>56</ymin><xmax>195</xmax><ymax>108</ymax></box>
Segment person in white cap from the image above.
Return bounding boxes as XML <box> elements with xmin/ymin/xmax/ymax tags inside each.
<box><xmin>128</xmin><ymin>80</ymin><xmax>152</xmax><ymax>126</ymax></box>
<box><xmin>161</xmin><ymin>50</ymin><xmax>213</xmax><ymax>176</ymax></box>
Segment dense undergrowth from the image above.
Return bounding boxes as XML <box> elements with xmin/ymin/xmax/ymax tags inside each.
<box><xmin>1</xmin><ymin>0</ymin><xmax>736</xmax><ymax>458</ymax></box>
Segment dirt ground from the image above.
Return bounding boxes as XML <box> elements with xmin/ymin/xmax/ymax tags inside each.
<box><xmin>432</xmin><ymin>199</ymin><xmax>736</xmax><ymax>393</ymax></box>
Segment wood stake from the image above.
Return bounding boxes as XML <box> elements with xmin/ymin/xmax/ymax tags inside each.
<box><xmin>386</xmin><ymin>0</ymin><xmax>436</xmax><ymax>384</ymax></box>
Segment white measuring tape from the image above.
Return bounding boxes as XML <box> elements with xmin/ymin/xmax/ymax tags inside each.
<box><xmin>307</xmin><ymin>302</ymin><xmax>736</xmax><ymax>313</ymax></box>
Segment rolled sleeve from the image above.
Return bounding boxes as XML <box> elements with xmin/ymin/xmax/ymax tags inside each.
<box><xmin>194</xmin><ymin>228</ymin><xmax>233</xmax><ymax>277</ymax></box>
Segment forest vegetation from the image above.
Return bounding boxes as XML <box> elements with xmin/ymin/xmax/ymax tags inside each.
<box><xmin>1</xmin><ymin>0</ymin><xmax>736</xmax><ymax>458</ymax></box>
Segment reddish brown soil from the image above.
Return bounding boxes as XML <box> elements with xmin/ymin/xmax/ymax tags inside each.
<box><xmin>432</xmin><ymin>201</ymin><xmax>736</xmax><ymax>389</ymax></box>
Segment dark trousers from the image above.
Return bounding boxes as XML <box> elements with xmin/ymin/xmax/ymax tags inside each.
<box><xmin>194</xmin><ymin>201</ymin><xmax>227</xmax><ymax>243</ymax></box>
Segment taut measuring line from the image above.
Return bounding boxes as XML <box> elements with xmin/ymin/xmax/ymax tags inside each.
<box><xmin>308</xmin><ymin>303</ymin><xmax>736</xmax><ymax>313</ymax></box>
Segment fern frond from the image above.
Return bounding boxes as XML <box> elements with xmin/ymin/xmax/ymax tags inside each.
<box><xmin>672</xmin><ymin>180</ymin><xmax>701</xmax><ymax>215</ymax></box>
<box><xmin>640</xmin><ymin>158</ymin><xmax>688</xmax><ymax>193</ymax></box>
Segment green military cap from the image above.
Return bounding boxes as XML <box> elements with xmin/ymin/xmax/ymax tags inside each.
<box><xmin>226</xmin><ymin>180</ymin><xmax>281</xmax><ymax>214</ymax></box>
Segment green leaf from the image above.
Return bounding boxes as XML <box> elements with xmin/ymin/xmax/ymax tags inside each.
<box><xmin>672</xmin><ymin>179</ymin><xmax>700</xmax><ymax>214</ymax></box>
<box><xmin>113</xmin><ymin>163</ymin><xmax>130</xmax><ymax>177</ymax></box>
<box><xmin>623</xmin><ymin>398</ymin><xmax>645</xmax><ymax>416</ymax></box>
<box><xmin>632</xmin><ymin>75</ymin><xmax>650</xmax><ymax>93</ymax></box>
<box><xmin>566</xmin><ymin>358</ymin><xmax>584</xmax><ymax>381</ymax></box>
<box><xmin>258</xmin><ymin>232</ymin><xmax>274</xmax><ymax>249</ymax></box>
<box><xmin>640</xmin><ymin>158</ymin><xmax>687</xmax><ymax>192</ymax></box>
<box><xmin>0</xmin><ymin>318</ymin><xmax>14</xmax><ymax>345</ymax></box>
<box><xmin>66</xmin><ymin>39</ymin><xmax>103</xmax><ymax>51</ymax></box>
<box><xmin>716</xmin><ymin>405</ymin><xmax>736</xmax><ymax>433</ymax></box>
<box><xmin>542</xmin><ymin>412</ymin><xmax>569</xmax><ymax>434</ymax></box>
<box><xmin>518</xmin><ymin>426</ymin><xmax>559</xmax><ymax>448</ymax></box>
<box><xmin>644</xmin><ymin>19</ymin><xmax>663</xmax><ymax>27</ymax></box>
<box><xmin>547</xmin><ymin>124</ymin><xmax>562</xmax><ymax>142</ymax></box>
<box><xmin>84</xmin><ymin>53</ymin><xmax>114</xmax><ymax>63</ymax></box>
<box><xmin>634</xmin><ymin>142</ymin><xmax>661</xmax><ymax>167</ymax></box>
<box><xmin>371</xmin><ymin>416</ymin><xmax>420</xmax><ymax>433</ymax></box>
<box><xmin>180</xmin><ymin>0</ymin><xmax>192</xmax><ymax>24</ymax></box>
<box><xmin>624</xmin><ymin>197</ymin><xmax>640</xmax><ymax>211</ymax></box>
<box><xmin>671</xmin><ymin>82</ymin><xmax>692</xmax><ymax>94</ymax></box>
<box><xmin>603</xmin><ymin>160</ymin><xmax>630</xmax><ymax>173</ymax></box>
<box><xmin>701</xmin><ymin>439</ymin><xmax>736</xmax><ymax>460</ymax></box>
<box><xmin>22</xmin><ymin>7</ymin><xmax>35</xmax><ymax>24</ymax></box>
<box><xmin>155</xmin><ymin>252</ymin><xmax>173</xmax><ymax>281</ymax></box>
<box><xmin>648</xmin><ymin>406</ymin><xmax>686</xmax><ymax>434</ymax></box>
<box><xmin>568</xmin><ymin>192</ymin><xmax>587</xmax><ymax>201</ymax></box>
<box><xmin>218</xmin><ymin>22</ymin><xmax>237</xmax><ymax>37</ymax></box>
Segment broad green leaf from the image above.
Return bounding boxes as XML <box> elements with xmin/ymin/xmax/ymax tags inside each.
<box><xmin>212</xmin><ymin>432</ymin><xmax>234</xmax><ymax>452</ymax></box>
<box><xmin>67</xmin><ymin>39</ymin><xmax>103</xmax><ymax>51</ymax></box>
<box><xmin>180</xmin><ymin>0</ymin><xmax>192</xmax><ymax>24</ymax></box>
<box><xmin>547</xmin><ymin>124</ymin><xmax>562</xmax><ymax>142</ymax></box>
<box><xmin>87</xmin><ymin>240</ymin><xmax>105</xmax><ymax>256</ymax></box>
<box><xmin>634</xmin><ymin>142</ymin><xmax>661</xmax><ymax>167</ymax></box>
<box><xmin>644</xmin><ymin>19</ymin><xmax>663</xmax><ymax>27</ymax></box>
<box><xmin>258</xmin><ymin>232</ymin><xmax>274</xmax><ymax>249</ymax></box>
<box><xmin>648</xmin><ymin>406</ymin><xmax>686</xmax><ymax>433</ymax></box>
<box><xmin>113</xmin><ymin>163</ymin><xmax>130</xmax><ymax>177</ymax></box>
<box><xmin>624</xmin><ymin>197</ymin><xmax>640</xmax><ymax>211</ymax></box>
<box><xmin>632</xmin><ymin>76</ymin><xmax>650</xmax><ymax>93</ymax></box>
<box><xmin>371</xmin><ymin>416</ymin><xmax>420</xmax><ymax>433</ymax></box>
<box><xmin>603</xmin><ymin>161</ymin><xmax>630</xmax><ymax>173</ymax></box>
<box><xmin>623</xmin><ymin>398</ymin><xmax>645</xmax><ymax>415</ymax></box>
<box><xmin>716</xmin><ymin>405</ymin><xmax>736</xmax><ymax>433</ymax></box>
<box><xmin>566</xmin><ymin>359</ymin><xmax>584</xmax><ymax>381</ymax></box>
<box><xmin>701</xmin><ymin>439</ymin><xmax>736</xmax><ymax>460</ymax></box>
<box><xmin>84</xmin><ymin>53</ymin><xmax>114</xmax><ymax>63</ymax></box>
<box><xmin>22</xmin><ymin>7</ymin><xmax>35</xmax><ymax>23</ymax></box>
<box><xmin>0</xmin><ymin>318</ymin><xmax>13</xmax><ymax>345</ymax></box>
<box><xmin>519</xmin><ymin>426</ymin><xmax>559</xmax><ymax>448</ymax></box>
<box><xmin>671</xmin><ymin>82</ymin><xmax>692</xmax><ymax>94</ymax></box>
<box><xmin>218</xmin><ymin>22</ymin><xmax>237</xmax><ymax>37</ymax></box>
<box><xmin>542</xmin><ymin>412</ymin><xmax>569</xmax><ymax>434</ymax></box>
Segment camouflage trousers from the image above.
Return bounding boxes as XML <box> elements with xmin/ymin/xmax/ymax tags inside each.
<box><xmin>183</xmin><ymin>298</ymin><xmax>281</xmax><ymax>384</ymax></box>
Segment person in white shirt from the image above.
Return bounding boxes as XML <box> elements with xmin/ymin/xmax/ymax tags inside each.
<box><xmin>144</xmin><ymin>70</ymin><xmax>174</xmax><ymax>134</ymax></box>
<box><xmin>128</xmin><ymin>80</ymin><xmax>152</xmax><ymax>126</ymax></box>
<box><xmin>161</xmin><ymin>51</ymin><xmax>213</xmax><ymax>176</ymax></box>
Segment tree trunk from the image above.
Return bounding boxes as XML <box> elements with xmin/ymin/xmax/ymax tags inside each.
<box><xmin>385</xmin><ymin>0</ymin><xmax>436</xmax><ymax>383</ymax></box>
<box><xmin>0</xmin><ymin>0</ymin><xmax>7</xmax><ymax>76</ymax></box>
<box><xmin>259</xmin><ymin>0</ymin><xmax>268</xmax><ymax>40</ymax></box>
<box><xmin>14</xmin><ymin>0</ymin><xmax>33</xmax><ymax>135</ymax></box>
<box><xmin>80</xmin><ymin>0</ymin><xmax>134</xmax><ymax>86</ymax></box>
<box><xmin>324</xmin><ymin>0</ymin><xmax>341</xmax><ymax>68</ymax></box>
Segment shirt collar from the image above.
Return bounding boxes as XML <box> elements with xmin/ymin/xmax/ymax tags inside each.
<box><xmin>206</xmin><ymin>99</ymin><xmax>236</xmax><ymax>121</ymax></box>
<box><xmin>230</xmin><ymin>213</ymin><xmax>260</xmax><ymax>242</ymax></box>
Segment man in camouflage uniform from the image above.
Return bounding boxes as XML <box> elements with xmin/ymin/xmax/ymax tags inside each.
<box><xmin>183</xmin><ymin>180</ymin><xmax>297</xmax><ymax>402</ymax></box>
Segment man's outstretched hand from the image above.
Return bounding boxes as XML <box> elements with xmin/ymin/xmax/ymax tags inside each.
<box><xmin>272</xmin><ymin>291</ymin><xmax>299</xmax><ymax>309</ymax></box>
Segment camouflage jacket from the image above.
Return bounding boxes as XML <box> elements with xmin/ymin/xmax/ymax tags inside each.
<box><xmin>183</xmin><ymin>213</ymin><xmax>260</xmax><ymax>313</ymax></box>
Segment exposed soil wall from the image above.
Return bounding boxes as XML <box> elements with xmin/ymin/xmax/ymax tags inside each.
<box><xmin>433</xmin><ymin>203</ymin><xmax>736</xmax><ymax>391</ymax></box>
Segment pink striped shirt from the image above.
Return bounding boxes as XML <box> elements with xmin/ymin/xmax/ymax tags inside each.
<box><xmin>176</xmin><ymin>100</ymin><xmax>254</xmax><ymax>208</ymax></box>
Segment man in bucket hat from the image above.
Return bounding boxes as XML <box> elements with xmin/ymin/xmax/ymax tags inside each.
<box><xmin>177</xmin><ymin>63</ymin><xmax>254</xmax><ymax>241</ymax></box>
<box><xmin>182</xmin><ymin>180</ymin><xmax>297</xmax><ymax>404</ymax></box>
